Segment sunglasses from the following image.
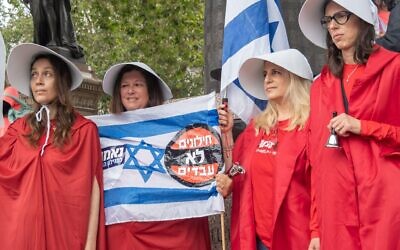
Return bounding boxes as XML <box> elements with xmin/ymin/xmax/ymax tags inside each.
<box><xmin>320</xmin><ymin>11</ymin><xmax>353</xmax><ymax>28</ymax></box>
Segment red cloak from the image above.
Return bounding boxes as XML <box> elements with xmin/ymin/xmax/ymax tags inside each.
<box><xmin>106</xmin><ymin>217</ymin><xmax>210</xmax><ymax>250</ymax></box>
<box><xmin>0</xmin><ymin>113</ymin><xmax>106</xmax><ymax>250</ymax></box>
<box><xmin>230</xmin><ymin>121</ymin><xmax>312</xmax><ymax>250</ymax></box>
<box><xmin>309</xmin><ymin>46</ymin><xmax>400</xmax><ymax>249</ymax></box>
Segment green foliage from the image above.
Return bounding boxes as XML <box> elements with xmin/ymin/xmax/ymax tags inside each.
<box><xmin>0</xmin><ymin>0</ymin><xmax>205</xmax><ymax>99</ymax></box>
<box><xmin>0</xmin><ymin>0</ymin><xmax>33</xmax><ymax>51</ymax></box>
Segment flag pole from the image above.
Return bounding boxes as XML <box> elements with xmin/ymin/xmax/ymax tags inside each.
<box><xmin>220</xmin><ymin>212</ymin><xmax>226</xmax><ymax>250</ymax></box>
<box><xmin>220</xmin><ymin>86</ymin><xmax>227</xmax><ymax>250</ymax></box>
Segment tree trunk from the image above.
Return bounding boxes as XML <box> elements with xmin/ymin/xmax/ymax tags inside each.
<box><xmin>203</xmin><ymin>0</ymin><xmax>226</xmax><ymax>94</ymax></box>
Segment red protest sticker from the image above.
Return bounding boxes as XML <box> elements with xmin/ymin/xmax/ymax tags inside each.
<box><xmin>164</xmin><ymin>123</ymin><xmax>223</xmax><ymax>187</ymax></box>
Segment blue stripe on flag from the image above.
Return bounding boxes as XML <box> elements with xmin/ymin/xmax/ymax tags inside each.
<box><xmin>98</xmin><ymin>109</ymin><xmax>219</xmax><ymax>139</ymax></box>
<box><xmin>221</xmin><ymin>0</ymin><xmax>288</xmax><ymax>123</ymax></box>
<box><xmin>268</xmin><ymin>21</ymin><xmax>279</xmax><ymax>50</ymax></box>
<box><xmin>233</xmin><ymin>79</ymin><xmax>267</xmax><ymax>110</ymax></box>
<box><xmin>104</xmin><ymin>186</ymin><xmax>218</xmax><ymax>207</ymax></box>
<box><xmin>274</xmin><ymin>0</ymin><xmax>282</xmax><ymax>9</ymax></box>
<box><xmin>222</xmin><ymin>0</ymin><xmax>269</xmax><ymax>64</ymax></box>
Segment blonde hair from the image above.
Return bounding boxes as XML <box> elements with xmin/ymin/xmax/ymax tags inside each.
<box><xmin>254</xmin><ymin>72</ymin><xmax>311</xmax><ymax>134</ymax></box>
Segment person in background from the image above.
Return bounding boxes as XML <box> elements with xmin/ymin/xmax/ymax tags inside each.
<box><xmin>216</xmin><ymin>49</ymin><xmax>314</xmax><ymax>250</ymax></box>
<box><xmin>0</xmin><ymin>86</ymin><xmax>31</xmax><ymax>137</ymax></box>
<box><xmin>376</xmin><ymin>0</ymin><xmax>400</xmax><ymax>51</ymax></box>
<box><xmin>0</xmin><ymin>43</ymin><xmax>105</xmax><ymax>249</ymax></box>
<box><xmin>374</xmin><ymin>0</ymin><xmax>390</xmax><ymax>24</ymax></box>
<box><xmin>102</xmin><ymin>62</ymin><xmax>211</xmax><ymax>250</ymax></box>
<box><xmin>299</xmin><ymin>0</ymin><xmax>400</xmax><ymax>249</ymax></box>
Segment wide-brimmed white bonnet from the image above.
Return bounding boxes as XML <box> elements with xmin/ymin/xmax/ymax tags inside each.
<box><xmin>7</xmin><ymin>43</ymin><xmax>83</xmax><ymax>96</ymax></box>
<box><xmin>102</xmin><ymin>62</ymin><xmax>173</xmax><ymax>101</ymax></box>
<box><xmin>238</xmin><ymin>49</ymin><xmax>313</xmax><ymax>100</ymax></box>
<box><xmin>298</xmin><ymin>0</ymin><xmax>378</xmax><ymax>48</ymax></box>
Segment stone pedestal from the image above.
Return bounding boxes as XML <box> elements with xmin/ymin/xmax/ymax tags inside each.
<box><xmin>71</xmin><ymin>68</ymin><xmax>103</xmax><ymax>116</ymax></box>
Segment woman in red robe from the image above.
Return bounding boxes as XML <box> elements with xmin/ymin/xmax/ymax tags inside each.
<box><xmin>299</xmin><ymin>0</ymin><xmax>400</xmax><ymax>249</ymax></box>
<box><xmin>216</xmin><ymin>49</ymin><xmax>315</xmax><ymax>250</ymax></box>
<box><xmin>102</xmin><ymin>62</ymin><xmax>211</xmax><ymax>250</ymax></box>
<box><xmin>0</xmin><ymin>43</ymin><xmax>106</xmax><ymax>250</ymax></box>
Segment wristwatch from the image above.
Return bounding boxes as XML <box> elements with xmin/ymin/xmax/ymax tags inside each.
<box><xmin>227</xmin><ymin>163</ymin><xmax>245</xmax><ymax>177</ymax></box>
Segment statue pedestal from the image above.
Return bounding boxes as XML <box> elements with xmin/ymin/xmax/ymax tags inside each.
<box><xmin>47</xmin><ymin>46</ymin><xmax>86</xmax><ymax>65</ymax></box>
<box><xmin>71</xmin><ymin>66</ymin><xmax>103</xmax><ymax>116</ymax></box>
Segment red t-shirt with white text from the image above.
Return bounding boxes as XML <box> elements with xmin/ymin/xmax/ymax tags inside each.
<box><xmin>251</xmin><ymin>119</ymin><xmax>289</xmax><ymax>247</ymax></box>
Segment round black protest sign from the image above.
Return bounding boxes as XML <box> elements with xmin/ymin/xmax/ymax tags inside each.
<box><xmin>164</xmin><ymin>123</ymin><xmax>223</xmax><ymax>187</ymax></box>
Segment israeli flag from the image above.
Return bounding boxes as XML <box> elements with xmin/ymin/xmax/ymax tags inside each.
<box><xmin>221</xmin><ymin>0</ymin><xmax>289</xmax><ymax>123</ymax></box>
<box><xmin>89</xmin><ymin>92</ymin><xmax>224</xmax><ymax>225</ymax></box>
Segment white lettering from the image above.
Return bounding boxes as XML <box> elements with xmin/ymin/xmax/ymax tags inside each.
<box><xmin>177</xmin><ymin>135</ymin><xmax>214</xmax><ymax>149</ymax></box>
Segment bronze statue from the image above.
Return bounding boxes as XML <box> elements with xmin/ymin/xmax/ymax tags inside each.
<box><xmin>23</xmin><ymin>0</ymin><xmax>84</xmax><ymax>58</ymax></box>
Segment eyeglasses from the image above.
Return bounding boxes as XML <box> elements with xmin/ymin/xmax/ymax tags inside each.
<box><xmin>320</xmin><ymin>11</ymin><xmax>352</xmax><ymax>28</ymax></box>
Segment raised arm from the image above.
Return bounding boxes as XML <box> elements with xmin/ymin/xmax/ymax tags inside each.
<box><xmin>216</xmin><ymin>103</ymin><xmax>234</xmax><ymax>197</ymax></box>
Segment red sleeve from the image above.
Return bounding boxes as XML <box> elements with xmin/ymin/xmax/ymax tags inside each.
<box><xmin>309</xmin><ymin>171</ymin><xmax>320</xmax><ymax>238</ymax></box>
<box><xmin>73</xmin><ymin>115</ymin><xmax>106</xmax><ymax>250</ymax></box>
<box><xmin>84</xmin><ymin>120</ymin><xmax>107</xmax><ymax>250</ymax></box>
<box><xmin>305</xmin><ymin>119</ymin><xmax>319</xmax><ymax>238</ymax></box>
<box><xmin>0</xmin><ymin>118</ymin><xmax>24</xmax><ymax>159</ymax></box>
<box><xmin>360</xmin><ymin>120</ymin><xmax>400</xmax><ymax>146</ymax></box>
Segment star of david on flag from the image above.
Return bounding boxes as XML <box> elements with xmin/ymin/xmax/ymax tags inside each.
<box><xmin>221</xmin><ymin>0</ymin><xmax>289</xmax><ymax>123</ymax></box>
<box><xmin>89</xmin><ymin>92</ymin><xmax>224</xmax><ymax>225</ymax></box>
<box><xmin>124</xmin><ymin>140</ymin><xmax>166</xmax><ymax>182</ymax></box>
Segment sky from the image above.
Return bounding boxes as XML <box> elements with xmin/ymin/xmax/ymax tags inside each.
<box><xmin>1</xmin><ymin>0</ymin><xmax>13</xmax><ymax>25</ymax></box>
<box><xmin>1</xmin><ymin>0</ymin><xmax>10</xmax><ymax>8</ymax></box>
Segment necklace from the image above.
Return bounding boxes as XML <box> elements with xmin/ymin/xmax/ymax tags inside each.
<box><xmin>345</xmin><ymin>64</ymin><xmax>360</xmax><ymax>83</ymax></box>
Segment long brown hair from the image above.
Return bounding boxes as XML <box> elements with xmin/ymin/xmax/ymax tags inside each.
<box><xmin>25</xmin><ymin>54</ymin><xmax>76</xmax><ymax>148</ymax></box>
<box><xmin>325</xmin><ymin>2</ymin><xmax>375</xmax><ymax>77</ymax></box>
<box><xmin>110</xmin><ymin>65</ymin><xmax>164</xmax><ymax>113</ymax></box>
